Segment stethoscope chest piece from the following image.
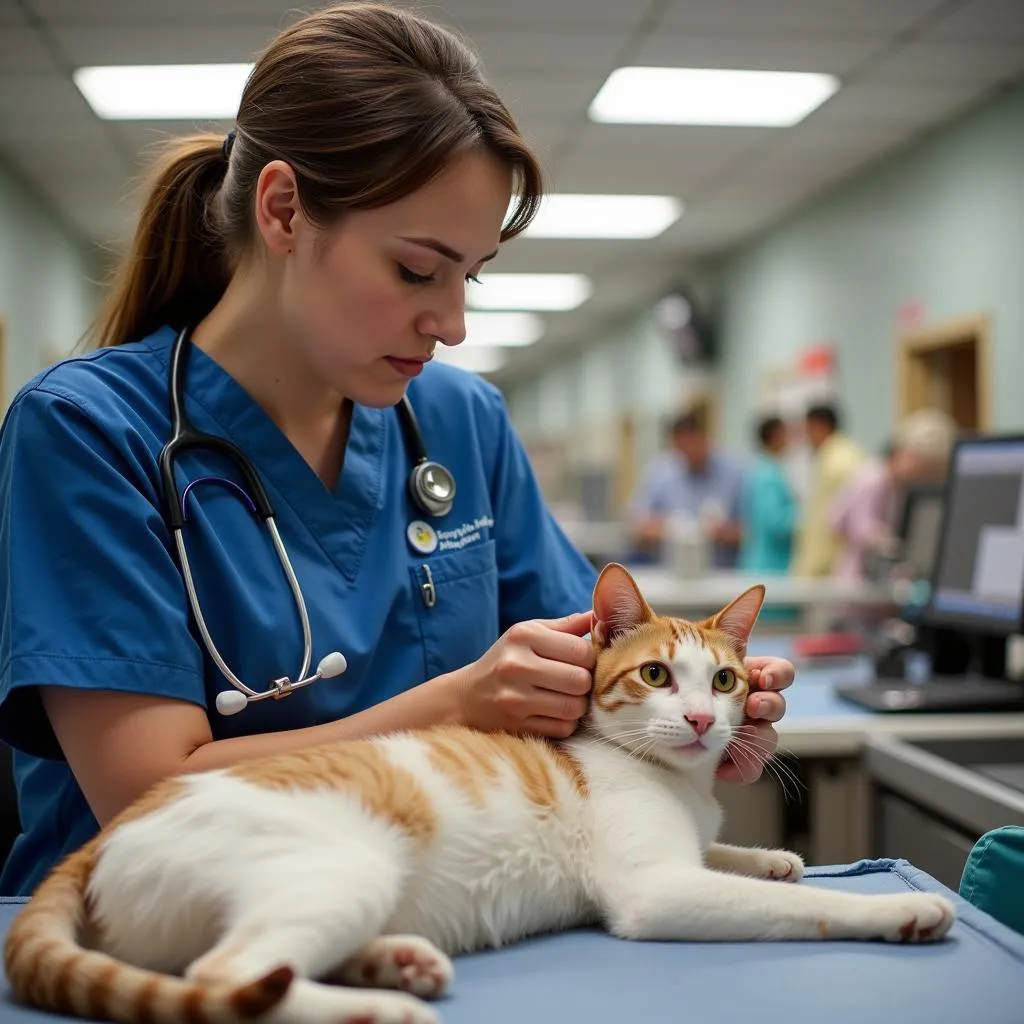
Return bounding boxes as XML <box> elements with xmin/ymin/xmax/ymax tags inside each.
<box><xmin>409</xmin><ymin>460</ymin><xmax>456</xmax><ymax>518</ymax></box>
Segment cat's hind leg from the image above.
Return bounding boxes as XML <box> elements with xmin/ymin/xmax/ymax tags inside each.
<box><xmin>265</xmin><ymin>978</ymin><xmax>438</xmax><ymax>1024</ymax></box>
<box><xmin>185</xmin><ymin>842</ymin><xmax>440</xmax><ymax>1023</ymax></box>
<box><xmin>185</xmin><ymin>839</ymin><xmax>407</xmax><ymax>989</ymax></box>
<box><xmin>333</xmin><ymin>935</ymin><xmax>454</xmax><ymax>999</ymax></box>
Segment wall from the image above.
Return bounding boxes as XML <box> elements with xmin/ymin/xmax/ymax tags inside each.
<box><xmin>504</xmin><ymin>309</ymin><xmax>715</xmax><ymax>512</ymax></box>
<box><xmin>0</xmin><ymin>160</ymin><xmax>100</xmax><ymax>410</ymax></box>
<box><xmin>505</xmin><ymin>82</ymin><xmax>1024</xmax><ymax>474</ymax></box>
<box><xmin>712</xmin><ymin>82</ymin><xmax>1024</xmax><ymax>454</ymax></box>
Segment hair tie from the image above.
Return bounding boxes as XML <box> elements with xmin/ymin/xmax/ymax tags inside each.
<box><xmin>222</xmin><ymin>129</ymin><xmax>237</xmax><ymax>161</ymax></box>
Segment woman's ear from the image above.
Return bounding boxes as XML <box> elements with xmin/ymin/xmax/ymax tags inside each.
<box><xmin>254</xmin><ymin>160</ymin><xmax>302</xmax><ymax>257</ymax></box>
<box><xmin>592</xmin><ymin>563</ymin><xmax>653</xmax><ymax>648</ymax></box>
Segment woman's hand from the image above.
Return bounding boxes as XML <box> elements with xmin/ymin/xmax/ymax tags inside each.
<box><xmin>453</xmin><ymin>612</ymin><xmax>595</xmax><ymax>738</ymax></box>
<box><xmin>716</xmin><ymin>656</ymin><xmax>795</xmax><ymax>784</ymax></box>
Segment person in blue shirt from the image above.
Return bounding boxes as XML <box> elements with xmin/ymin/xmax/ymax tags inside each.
<box><xmin>629</xmin><ymin>412</ymin><xmax>747</xmax><ymax>568</ymax></box>
<box><xmin>0</xmin><ymin>4</ymin><xmax>793</xmax><ymax>897</ymax></box>
<box><xmin>740</xmin><ymin>416</ymin><xmax>799</xmax><ymax>574</ymax></box>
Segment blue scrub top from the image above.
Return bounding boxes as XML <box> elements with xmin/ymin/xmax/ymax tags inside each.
<box><xmin>0</xmin><ymin>325</ymin><xmax>597</xmax><ymax>896</ymax></box>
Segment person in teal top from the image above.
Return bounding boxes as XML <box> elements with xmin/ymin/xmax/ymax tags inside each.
<box><xmin>740</xmin><ymin>416</ymin><xmax>799</xmax><ymax>574</ymax></box>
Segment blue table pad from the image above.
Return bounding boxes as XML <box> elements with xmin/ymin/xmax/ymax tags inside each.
<box><xmin>1</xmin><ymin>859</ymin><xmax>1022</xmax><ymax>1024</ymax></box>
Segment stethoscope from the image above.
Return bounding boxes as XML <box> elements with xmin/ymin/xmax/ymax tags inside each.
<box><xmin>159</xmin><ymin>324</ymin><xmax>457</xmax><ymax>717</ymax></box>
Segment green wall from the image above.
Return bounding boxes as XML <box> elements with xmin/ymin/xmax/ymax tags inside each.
<box><xmin>712</xmin><ymin>83</ymin><xmax>1024</xmax><ymax>453</ymax></box>
<box><xmin>0</xmin><ymin>161</ymin><xmax>100</xmax><ymax>410</ymax></box>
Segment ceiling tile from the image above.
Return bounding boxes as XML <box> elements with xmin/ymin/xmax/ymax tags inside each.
<box><xmin>422</xmin><ymin>0</ymin><xmax>647</xmax><ymax>30</ymax></box>
<box><xmin>487</xmin><ymin>72</ymin><xmax>610</xmax><ymax>124</ymax></box>
<box><xmin>0</xmin><ymin>24</ymin><xmax>59</xmax><ymax>72</ymax></box>
<box><xmin>0</xmin><ymin>72</ymin><xmax>97</xmax><ymax>134</ymax></box>
<box><xmin>629</xmin><ymin>32</ymin><xmax>882</xmax><ymax>76</ymax></box>
<box><xmin>52</xmin><ymin>22</ymin><xmax>283</xmax><ymax>66</ymax></box>
<box><xmin>468</xmin><ymin>29</ymin><xmax>627</xmax><ymax>75</ymax></box>
<box><xmin>551</xmin><ymin>124</ymin><xmax>773</xmax><ymax>194</ymax></box>
<box><xmin>864</xmin><ymin>39</ymin><xmax>1024</xmax><ymax>84</ymax></box>
<box><xmin>0</xmin><ymin>0</ymin><xmax>25</xmax><ymax>25</ymax></box>
<box><xmin>926</xmin><ymin>0</ymin><xmax>1024</xmax><ymax>44</ymax></box>
<box><xmin>806</xmin><ymin>77</ymin><xmax>996</xmax><ymax>124</ymax></box>
<box><xmin>659</xmin><ymin>0</ymin><xmax>949</xmax><ymax>37</ymax></box>
<box><xmin>25</xmin><ymin>0</ymin><xmax>307</xmax><ymax>24</ymax></box>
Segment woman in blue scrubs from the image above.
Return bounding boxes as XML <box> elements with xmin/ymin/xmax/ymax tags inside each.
<box><xmin>0</xmin><ymin>3</ymin><xmax>793</xmax><ymax>897</ymax></box>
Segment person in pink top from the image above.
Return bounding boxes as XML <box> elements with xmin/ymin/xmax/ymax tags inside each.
<box><xmin>829</xmin><ymin>409</ymin><xmax>957</xmax><ymax>581</ymax></box>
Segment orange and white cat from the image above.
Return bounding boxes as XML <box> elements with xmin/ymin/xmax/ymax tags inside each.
<box><xmin>4</xmin><ymin>563</ymin><xmax>955</xmax><ymax>1024</ymax></box>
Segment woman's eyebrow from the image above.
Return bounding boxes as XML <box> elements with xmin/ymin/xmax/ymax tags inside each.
<box><xmin>399</xmin><ymin>235</ymin><xmax>499</xmax><ymax>264</ymax></box>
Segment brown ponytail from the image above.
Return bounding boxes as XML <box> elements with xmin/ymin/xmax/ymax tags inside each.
<box><xmin>90</xmin><ymin>2</ymin><xmax>543</xmax><ymax>349</ymax></box>
<box><xmin>92</xmin><ymin>135</ymin><xmax>230</xmax><ymax>348</ymax></box>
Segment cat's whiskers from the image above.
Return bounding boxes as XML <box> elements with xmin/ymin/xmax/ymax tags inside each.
<box><xmin>726</xmin><ymin>730</ymin><xmax>806</xmax><ymax>803</ymax></box>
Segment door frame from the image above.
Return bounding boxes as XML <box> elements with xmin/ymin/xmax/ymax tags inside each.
<box><xmin>896</xmin><ymin>312</ymin><xmax>992</xmax><ymax>431</ymax></box>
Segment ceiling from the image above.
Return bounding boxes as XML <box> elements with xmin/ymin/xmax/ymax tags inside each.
<box><xmin>1</xmin><ymin>0</ymin><xmax>1022</xmax><ymax>384</ymax></box>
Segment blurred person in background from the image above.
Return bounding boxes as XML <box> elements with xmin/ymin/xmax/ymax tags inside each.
<box><xmin>629</xmin><ymin>411</ymin><xmax>745</xmax><ymax>569</ymax></box>
<box><xmin>792</xmin><ymin>402</ymin><xmax>866</xmax><ymax>578</ymax></box>
<box><xmin>740</xmin><ymin>415</ymin><xmax>798</xmax><ymax>574</ymax></box>
<box><xmin>829</xmin><ymin>409</ymin><xmax>957</xmax><ymax>581</ymax></box>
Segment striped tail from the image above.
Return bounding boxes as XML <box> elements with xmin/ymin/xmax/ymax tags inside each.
<box><xmin>3</xmin><ymin>842</ymin><xmax>294</xmax><ymax>1024</ymax></box>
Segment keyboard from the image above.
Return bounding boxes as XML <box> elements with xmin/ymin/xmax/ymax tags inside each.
<box><xmin>835</xmin><ymin>677</ymin><xmax>1024</xmax><ymax>713</ymax></box>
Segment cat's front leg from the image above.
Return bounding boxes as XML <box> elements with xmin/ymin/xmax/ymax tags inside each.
<box><xmin>599</xmin><ymin>864</ymin><xmax>954</xmax><ymax>943</ymax></box>
<box><xmin>705</xmin><ymin>842</ymin><xmax>804</xmax><ymax>882</ymax></box>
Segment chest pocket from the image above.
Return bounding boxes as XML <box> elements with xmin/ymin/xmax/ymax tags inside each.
<box><xmin>409</xmin><ymin>540</ymin><xmax>499</xmax><ymax>680</ymax></box>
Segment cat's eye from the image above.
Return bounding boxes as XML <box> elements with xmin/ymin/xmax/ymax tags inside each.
<box><xmin>713</xmin><ymin>668</ymin><xmax>737</xmax><ymax>693</ymax></box>
<box><xmin>640</xmin><ymin>663</ymin><xmax>669</xmax><ymax>687</ymax></box>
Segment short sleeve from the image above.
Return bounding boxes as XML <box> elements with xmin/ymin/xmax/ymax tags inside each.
<box><xmin>0</xmin><ymin>386</ymin><xmax>206</xmax><ymax>760</ymax></box>
<box><xmin>481</xmin><ymin>389</ymin><xmax>597</xmax><ymax>631</ymax></box>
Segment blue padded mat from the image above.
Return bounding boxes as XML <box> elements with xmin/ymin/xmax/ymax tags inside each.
<box><xmin>2</xmin><ymin>859</ymin><xmax>1022</xmax><ymax>1023</ymax></box>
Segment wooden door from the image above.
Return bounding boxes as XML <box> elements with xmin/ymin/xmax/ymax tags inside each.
<box><xmin>897</xmin><ymin>313</ymin><xmax>991</xmax><ymax>431</ymax></box>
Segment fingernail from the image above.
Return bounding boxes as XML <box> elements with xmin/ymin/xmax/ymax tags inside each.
<box><xmin>752</xmin><ymin>698</ymin><xmax>766</xmax><ymax>715</ymax></box>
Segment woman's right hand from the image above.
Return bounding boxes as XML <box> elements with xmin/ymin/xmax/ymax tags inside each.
<box><xmin>452</xmin><ymin>612</ymin><xmax>596</xmax><ymax>738</ymax></box>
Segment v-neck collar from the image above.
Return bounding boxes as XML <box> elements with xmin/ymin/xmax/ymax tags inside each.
<box><xmin>147</xmin><ymin>326</ymin><xmax>385</xmax><ymax>583</ymax></box>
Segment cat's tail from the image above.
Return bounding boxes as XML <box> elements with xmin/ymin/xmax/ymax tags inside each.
<box><xmin>3</xmin><ymin>840</ymin><xmax>294</xmax><ymax>1024</ymax></box>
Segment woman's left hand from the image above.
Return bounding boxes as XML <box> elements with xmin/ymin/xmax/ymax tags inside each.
<box><xmin>715</xmin><ymin>656</ymin><xmax>795</xmax><ymax>784</ymax></box>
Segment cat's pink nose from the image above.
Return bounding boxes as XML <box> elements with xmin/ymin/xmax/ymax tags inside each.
<box><xmin>685</xmin><ymin>713</ymin><xmax>714</xmax><ymax>736</ymax></box>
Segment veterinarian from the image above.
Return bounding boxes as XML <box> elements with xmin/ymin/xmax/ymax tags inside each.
<box><xmin>0</xmin><ymin>2</ymin><xmax>794</xmax><ymax>897</ymax></box>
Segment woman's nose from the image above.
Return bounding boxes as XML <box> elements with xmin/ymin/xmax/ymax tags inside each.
<box><xmin>419</xmin><ymin>289</ymin><xmax>466</xmax><ymax>347</ymax></box>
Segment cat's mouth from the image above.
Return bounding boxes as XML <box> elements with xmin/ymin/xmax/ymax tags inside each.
<box><xmin>667</xmin><ymin>738</ymin><xmax>707</xmax><ymax>755</ymax></box>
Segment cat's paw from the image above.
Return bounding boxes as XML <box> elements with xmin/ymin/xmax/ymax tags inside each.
<box><xmin>338</xmin><ymin>935</ymin><xmax>453</xmax><ymax>999</ymax></box>
<box><xmin>747</xmin><ymin>848</ymin><xmax>805</xmax><ymax>882</ymax></box>
<box><xmin>854</xmin><ymin>893</ymin><xmax>956</xmax><ymax>943</ymax></box>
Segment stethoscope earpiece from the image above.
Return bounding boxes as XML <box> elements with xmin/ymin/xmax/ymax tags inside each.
<box><xmin>214</xmin><ymin>650</ymin><xmax>348</xmax><ymax>717</ymax></box>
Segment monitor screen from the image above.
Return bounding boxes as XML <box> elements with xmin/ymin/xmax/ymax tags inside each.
<box><xmin>897</xmin><ymin>484</ymin><xmax>945</xmax><ymax>583</ymax></box>
<box><xmin>925</xmin><ymin>435</ymin><xmax>1024</xmax><ymax>634</ymax></box>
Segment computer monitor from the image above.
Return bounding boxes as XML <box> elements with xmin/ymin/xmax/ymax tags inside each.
<box><xmin>895</xmin><ymin>482</ymin><xmax>946</xmax><ymax>583</ymax></box>
<box><xmin>924</xmin><ymin>434</ymin><xmax>1024</xmax><ymax>636</ymax></box>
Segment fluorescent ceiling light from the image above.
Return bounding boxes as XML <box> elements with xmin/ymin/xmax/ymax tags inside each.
<box><xmin>433</xmin><ymin>347</ymin><xmax>509</xmax><ymax>375</ymax></box>
<box><xmin>73</xmin><ymin>63</ymin><xmax>254</xmax><ymax>119</ymax></box>
<box><xmin>467</xmin><ymin>273</ymin><xmax>593</xmax><ymax>311</ymax></box>
<box><xmin>589</xmin><ymin>67</ymin><xmax>840</xmax><ymax>127</ymax></box>
<box><xmin>463</xmin><ymin>311</ymin><xmax>544</xmax><ymax>347</ymax></box>
<box><xmin>521</xmin><ymin>194</ymin><xmax>682</xmax><ymax>239</ymax></box>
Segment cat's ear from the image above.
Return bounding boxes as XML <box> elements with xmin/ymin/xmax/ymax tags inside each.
<box><xmin>709</xmin><ymin>585</ymin><xmax>765</xmax><ymax>655</ymax></box>
<box><xmin>592</xmin><ymin>562</ymin><xmax>653</xmax><ymax>647</ymax></box>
